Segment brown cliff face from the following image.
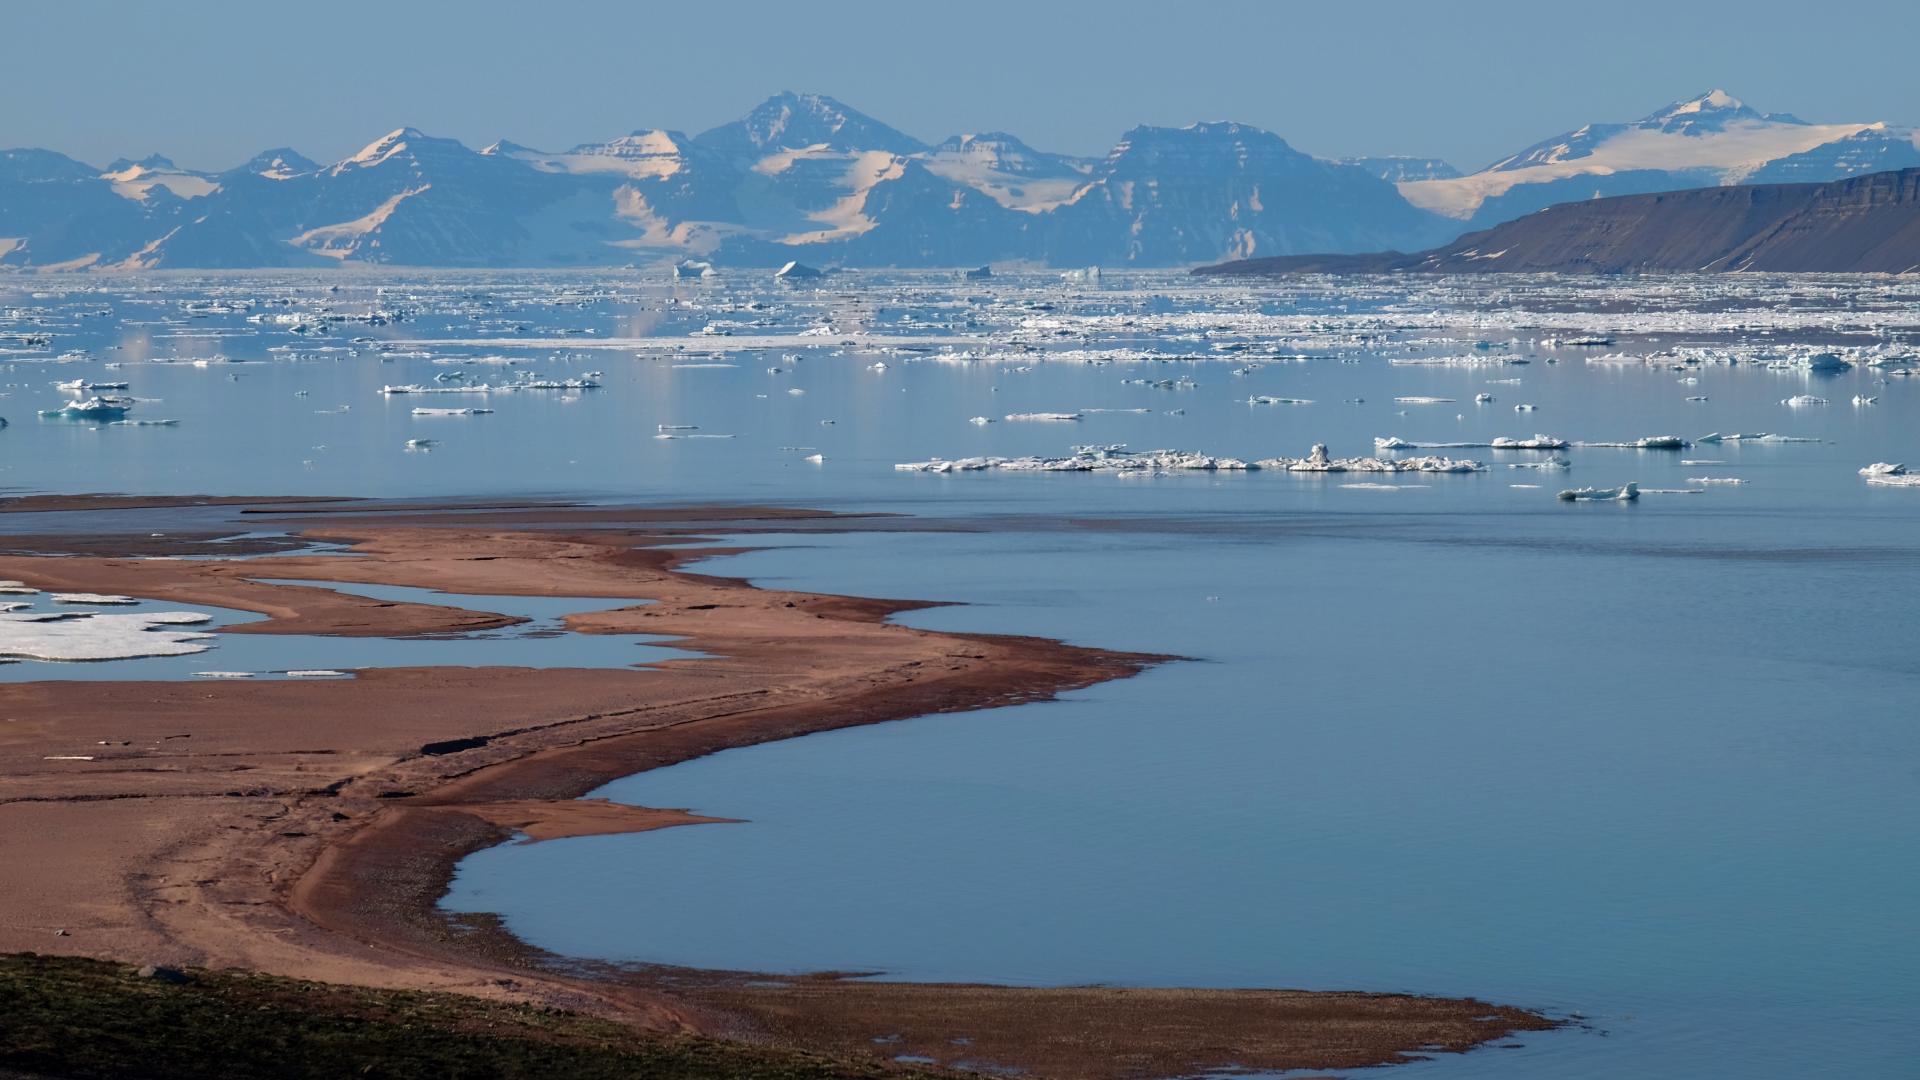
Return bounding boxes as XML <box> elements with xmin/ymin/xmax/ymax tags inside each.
<box><xmin>1198</xmin><ymin>167</ymin><xmax>1920</xmax><ymax>275</ymax></box>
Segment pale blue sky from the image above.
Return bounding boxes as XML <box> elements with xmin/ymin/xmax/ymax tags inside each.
<box><xmin>6</xmin><ymin>0</ymin><xmax>1917</xmax><ymax>172</ymax></box>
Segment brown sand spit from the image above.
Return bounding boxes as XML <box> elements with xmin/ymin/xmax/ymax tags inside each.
<box><xmin>0</xmin><ymin>499</ymin><xmax>1556</xmax><ymax>1078</ymax></box>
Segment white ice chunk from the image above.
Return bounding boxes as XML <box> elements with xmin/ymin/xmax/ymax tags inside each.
<box><xmin>1</xmin><ymin>609</ymin><xmax>216</xmax><ymax>661</ymax></box>
<box><xmin>1557</xmin><ymin>483</ymin><xmax>1639</xmax><ymax>502</ymax></box>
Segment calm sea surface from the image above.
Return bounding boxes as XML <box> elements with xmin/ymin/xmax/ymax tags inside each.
<box><xmin>6</xmin><ymin>270</ymin><xmax>1917</xmax><ymax>1077</ymax></box>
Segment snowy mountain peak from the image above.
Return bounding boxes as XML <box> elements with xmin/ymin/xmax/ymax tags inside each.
<box><xmin>696</xmin><ymin>92</ymin><xmax>926</xmax><ymax>156</ymax></box>
<box><xmin>1669</xmin><ymin>89</ymin><xmax>1746</xmax><ymax>114</ymax></box>
<box><xmin>103</xmin><ymin>153</ymin><xmax>179</xmax><ymax>176</ymax></box>
<box><xmin>927</xmin><ymin>132</ymin><xmax>1087</xmax><ymax>179</ymax></box>
<box><xmin>344</xmin><ymin>127</ymin><xmax>436</xmax><ymax>167</ymax></box>
<box><xmin>1637</xmin><ymin>89</ymin><xmax>1800</xmax><ymax>132</ymax></box>
<box><xmin>1401</xmin><ymin>90</ymin><xmax>1898</xmax><ymax>223</ymax></box>
<box><xmin>233</xmin><ymin>148</ymin><xmax>318</xmax><ymax>179</ymax></box>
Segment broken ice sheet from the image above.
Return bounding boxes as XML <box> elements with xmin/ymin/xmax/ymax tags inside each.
<box><xmin>0</xmin><ymin>609</ymin><xmax>215</xmax><ymax>661</ymax></box>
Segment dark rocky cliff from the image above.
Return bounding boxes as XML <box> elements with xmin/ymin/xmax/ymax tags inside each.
<box><xmin>1199</xmin><ymin>168</ymin><xmax>1920</xmax><ymax>275</ymax></box>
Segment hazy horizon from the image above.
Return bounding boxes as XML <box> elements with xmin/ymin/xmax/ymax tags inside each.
<box><xmin>7</xmin><ymin>0</ymin><xmax>1918</xmax><ymax>173</ymax></box>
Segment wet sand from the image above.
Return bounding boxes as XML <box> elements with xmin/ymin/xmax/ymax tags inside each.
<box><xmin>0</xmin><ymin>499</ymin><xmax>1554</xmax><ymax>1078</ymax></box>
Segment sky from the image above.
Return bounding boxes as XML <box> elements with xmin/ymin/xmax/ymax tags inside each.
<box><xmin>5</xmin><ymin>0</ymin><xmax>1918</xmax><ymax>173</ymax></box>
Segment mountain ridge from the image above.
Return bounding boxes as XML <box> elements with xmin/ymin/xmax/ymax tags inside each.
<box><xmin>2</xmin><ymin>90</ymin><xmax>1914</xmax><ymax>270</ymax></box>
<box><xmin>1194</xmin><ymin>167</ymin><xmax>1920</xmax><ymax>276</ymax></box>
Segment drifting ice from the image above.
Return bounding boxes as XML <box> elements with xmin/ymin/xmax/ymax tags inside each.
<box><xmin>1860</xmin><ymin>463</ymin><xmax>1920</xmax><ymax>487</ymax></box>
<box><xmin>896</xmin><ymin>443</ymin><xmax>1484</xmax><ymax>475</ymax></box>
<box><xmin>1557</xmin><ymin>483</ymin><xmax>1640</xmax><ymax>502</ymax></box>
<box><xmin>1375</xmin><ymin>434</ymin><xmax>1567</xmax><ymax>450</ymax></box>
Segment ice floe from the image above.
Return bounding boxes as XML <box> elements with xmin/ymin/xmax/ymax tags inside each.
<box><xmin>896</xmin><ymin>443</ymin><xmax>1484</xmax><ymax>475</ymax></box>
<box><xmin>1</xmin><ymin>609</ymin><xmax>215</xmax><ymax>661</ymax></box>
<box><xmin>1375</xmin><ymin>434</ymin><xmax>1567</xmax><ymax>450</ymax></box>
<box><xmin>1558</xmin><ymin>483</ymin><xmax>1639</xmax><ymax>502</ymax></box>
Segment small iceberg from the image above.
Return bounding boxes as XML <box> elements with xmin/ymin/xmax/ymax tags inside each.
<box><xmin>1573</xmin><ymin>435</ymin><xmax>1689</xmax><ymax>450</ymax></box>
<box><xmin>1696</xmin><ymin>433</ymin><xmax>1820</xmax><ymax>444</ymax></box>
<box><xmin>1558</xmin><ymin>483</ymin><xmax>1639</xmax><ymax>502</ymax></box>
<box><xmin>1859</xmin><ymin>463</ymin><xmax>1920</xmax><ymax>487</ymax></box>
<box><xmin>1781</xmin><ymin>395</ymin><xmax>1829</xmax><ymax>407</ymax></box>
<box><xmin>411</xmin><ymin>407</ymin><xmax>492</xmax><ymax>417</ymax></box>
<box><xmin>1004</xmin><ymin>412</ymin><xmax>1083</xmax><ymax>422</ymax></box>
<box><xmin>775</xmin><ymin>260</ymin><xmax>825</xmax><ymax>282</ymax></box>
<box><xmin>40</xmin><ymin>395</ymin><xmax>134</xmax><ymax>420</ymax></box>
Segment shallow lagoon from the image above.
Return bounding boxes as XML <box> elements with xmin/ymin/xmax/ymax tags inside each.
<box><xmin>0</xmin><ymin>580</ymin><xmax>696</xmax><ymax>679</ymax></box>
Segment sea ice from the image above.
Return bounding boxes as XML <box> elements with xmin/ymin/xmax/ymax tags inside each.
<box><xmin>0</xmin><ymin>609</ymin><xmax>216</xmax><ymax>661</ymax></box>
<box><xmin>1557</xmin><ymin>483</ymin><xmax>1640</xmax><ymax>502</ymax></box>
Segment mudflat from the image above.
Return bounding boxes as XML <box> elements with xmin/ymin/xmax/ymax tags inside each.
<box><xmin>0</xmin><ymin>499</ymin><xmax>1553</xmax><ymax>1078</ymax></box>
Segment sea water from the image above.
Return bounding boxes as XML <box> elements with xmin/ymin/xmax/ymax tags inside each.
<box><xmin>6</xmin><ymin>270</ymin><xmax>1918</xmax><ymax>1077</ymax></box>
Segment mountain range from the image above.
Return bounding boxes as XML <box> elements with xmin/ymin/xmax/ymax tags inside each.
<box><xmin>1196</xmin><ymin>168</ymin><xmax>1920</xmax><ymax>275</ymax></box>
<box><xmin>2</xmin><ymin>90</ymin><xmax>1915</xmax><ymax>270</ymax></box>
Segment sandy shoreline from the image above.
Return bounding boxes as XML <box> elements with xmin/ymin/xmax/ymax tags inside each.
<box><xmin>0</xmin><ymin>498</ymin><xmax>1555</xmax><ymax>1077</ymax></box>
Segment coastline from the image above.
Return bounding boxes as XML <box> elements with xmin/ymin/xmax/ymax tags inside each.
<box><xmin>0</xmin><ymin>498</ymin><xmax>1555</xmax><ymax>1077</ymax></box>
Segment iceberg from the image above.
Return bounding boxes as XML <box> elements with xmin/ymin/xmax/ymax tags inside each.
<box><xmin>39</xmin><ymin>395</ymin><xmax>134</xmax><ymax>420</ymax></box>
<box><xmin>1687</xmin><ymin>476</ymin><xmax>1746</xmax><ymax>484</ymax></box>
<box><xmin>410</xmin><ymin>407</ymin><xmax>492</xmax><ymax>416</ymax></box>
<box><xmin>1394</xmin><ymin>396</ymin><xmax>1455</xmax><ymax>404</ymax></box>
<box><xmin>775</xmin><ymin>260</ymin><xmax>825</xmax><ymax>281</ymax></box>
<box><xmin>1557</xmin><ymin>483</ymin><xmax>1640</xmax><ymax>502</ymax></box>
<box><xmin>1572</xmin><ymin>436</ymin><xmax>1689</xmax><ymax>450</ymax></box>
<box><xmin>1695</xmin><ymin>433</ymin><xmax>1820</xmax><ymax>444</ymax></box>
<box><xmin>1246</xmin><ymin>396</ymin><xmax>1314</xmax><ymax>406</ymax></box>
<box><xmin>1004</xmin><ymin>412</ymin><xmax>1083</xmax><ymax>422</ymax></box>
<box><xmin>1781</xmin><ymin>394</ymin><xmax>1829</xmax><ymax>407</ymax></box>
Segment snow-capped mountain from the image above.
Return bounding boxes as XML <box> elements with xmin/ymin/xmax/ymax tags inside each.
<box><xmin>1045</xmin><ymin>122</ymin><xmax>1454</xmax><ymax>264</ymax></box>
<box><xmin>693</xmin><ymin>91</ymin><xmax>927</xmax><ymax>158</ymax></box>
<box><xmin>3</xmin><ymin>90</ymin><xmax>1914</xmax><ymax>269</ymax></box>
<box><xmin>1400</xmin><ymin>90</ymin><xmax>1920</xmax><ymax>227</ymax></box>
